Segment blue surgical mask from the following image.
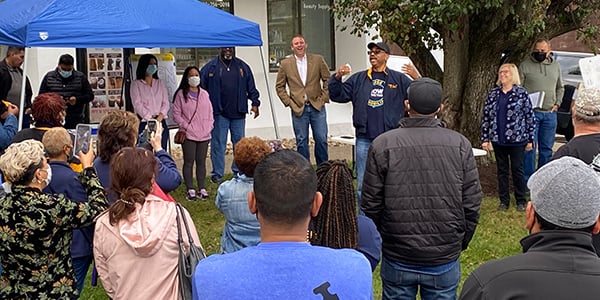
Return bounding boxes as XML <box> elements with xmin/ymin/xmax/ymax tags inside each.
<box><xmin>146</xmin><ymin>64</ymin><xmax>158</xmax><ymax>75</ymax></box>
<box><xmin>59</xmin><ymin>70</ymin><xmax>72</xmax><ymax>78</ymax></box>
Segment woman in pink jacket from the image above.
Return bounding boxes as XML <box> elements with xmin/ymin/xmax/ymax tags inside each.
<box><xmin>93</xmin><ymin>148</ymin><xmax>200</xmax><ymax>300</ymax></box>
<box><xmin>173</xmin><ymin>66</ymin><xmax>214</xmax><ymax>200</ymax></box>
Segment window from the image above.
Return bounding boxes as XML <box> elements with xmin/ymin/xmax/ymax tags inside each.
<box><xmin>161</xmin><ymin>0</ymin><xmax>234</xmax><ymax>74</ymax></box>
<box><xmin>267</xmin><ymin>0</ymin><xmax>335</xmax><ymax>72</ymax></box>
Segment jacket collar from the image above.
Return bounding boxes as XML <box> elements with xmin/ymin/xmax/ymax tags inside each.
<box><xmin>399</xmin><ymin>117</ymin><xmax>443</xmax><ymax>128</ymax></box>
<box><xmin>520</xmin><ymin>230</ymin><xmax>596</xmax><ymax>254</ymax></box>
<box><xmin>367</xmin><ymin>66</ymin><xmax>388</xmax><ymax>79</ymax></box>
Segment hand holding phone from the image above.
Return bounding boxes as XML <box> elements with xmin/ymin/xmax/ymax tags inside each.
<box><xmin>73</xmin><ymin>124</ymin><xmax>92</xmax><ymax>157</ymax></box>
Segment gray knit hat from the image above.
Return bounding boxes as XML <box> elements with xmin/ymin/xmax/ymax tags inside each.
<box><xmin>528</xmin><ymin>156</ymin><xmax>600</xmax><ymax>229</ymax></box>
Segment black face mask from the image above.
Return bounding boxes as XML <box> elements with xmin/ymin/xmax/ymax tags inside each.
<box><xmin>532</xmin><ymin>51</ymin><xmax>547</xmax><ymax>62</ymax></box>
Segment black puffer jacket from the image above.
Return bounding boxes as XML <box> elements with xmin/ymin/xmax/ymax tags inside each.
<box><xmin>39</xmin><ymin>69</ymin><xmax>94</xmax><ymax>129</ymax></box>
<box><xmin>361</xmin><ymin>117</ymin><xmax>482</xmax><ymax>266</ymax></box>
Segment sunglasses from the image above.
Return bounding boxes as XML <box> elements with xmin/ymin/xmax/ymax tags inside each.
<box><xmin>367</xmin><ymin>49</ymin><xmax>385</xmax><ymax>55</ymax></box>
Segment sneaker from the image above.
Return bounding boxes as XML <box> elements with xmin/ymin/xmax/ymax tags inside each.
<box><xmin>498</xmin><ymin>203</ymin><xmax>509</xmax><ymax>211</ymax></box>
<box><xmin>186</xmin><ymin>189</ymin><xmax>197</xmax><ymax>201</ymax></box>
<box><xmin>210</xmin><ymin>175</ymin><xmax>223</xmax><ymax>184</ymax></box>
<box><xmin>199</xmin><ymin>189</ymin><xmax>209</xmax><ymax>199</ymax></box>
<box><xmin>516</xmin><ymin>203</ymin><xmax>526</xmax><ymax>211</ymax></box>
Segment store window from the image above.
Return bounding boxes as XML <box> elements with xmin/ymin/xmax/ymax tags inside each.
<box><xmin>161</xmin><ymin>0</ymin><xmax>233</xmax><ymax>74</ymax></box>
<box><xmin>267</xmin><ymin>0</ymin><xmax>335</xmax><ymax>72</ymax></box>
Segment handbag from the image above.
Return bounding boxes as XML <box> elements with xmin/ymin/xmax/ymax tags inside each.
<box><xmin>174</xmin><ymin>130</ymin><xmax>187</xmax><ymax>144</ymax></box>
<box><xmin>176</xmin><ymin>203</ymin><xmax>206</xmax><ymax>300</ymax></box>
<box><xmin>174</xmin><ymin>93</ymin><xmax>200</xmax><ymax>145</ymax></box>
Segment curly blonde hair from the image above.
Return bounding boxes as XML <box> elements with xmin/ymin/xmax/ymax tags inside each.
<box><xmin>0</xmin><ymin>140</ymin><xmax>45</xmax><ymax>183</ymax></box>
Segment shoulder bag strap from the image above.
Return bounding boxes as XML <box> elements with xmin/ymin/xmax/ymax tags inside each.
<box><xmin>176</xmin><ymin>203</ymin><xmax>206</xmax><ymax>255</ymax></box>
<box><xmin>183</xmin><ymin>93</ymin><xmax>200</xmax><ymax>129</ymax></box>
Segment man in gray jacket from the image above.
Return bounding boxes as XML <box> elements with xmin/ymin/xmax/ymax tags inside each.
<box><xmin>460</xmin><ymin>156</ymin><xmax>600</xmax><ymax>300</ymax></box>
<box><xmin>362</xmin><ymin>78</ymin><xmax>482</xmax><ymax>300</ymax></box>
<box><xmin>519</xmin><ymin>38</ymin><xmax>564</xmax><ymax>181</ymax></box>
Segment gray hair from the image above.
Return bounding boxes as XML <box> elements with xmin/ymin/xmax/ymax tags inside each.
<box><xmin>0</xmin><ymin>140</ymin><xmax>45</xmax><ymax>183</ymax></box>
<box><xmin>42</xmin><ymin>127</ymin><xmax>72</xmax><ymax>158</ymax></box>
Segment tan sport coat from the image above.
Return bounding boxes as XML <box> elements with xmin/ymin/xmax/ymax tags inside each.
<box><xmin>275</xmin><ymin>53</ymin><xmax>331</xmax><ymax>116</ymax></box>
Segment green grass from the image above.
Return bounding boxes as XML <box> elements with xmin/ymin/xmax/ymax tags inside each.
<box><xmin>81</xmin><ymin>175</ymin><xmax>527</xmax><ymax>299</ymax></box>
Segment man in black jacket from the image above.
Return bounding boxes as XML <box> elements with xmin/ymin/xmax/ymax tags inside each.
<box><xmin>0</xmin><ymin>47</ymin><xmax>33</xmax><ymax>128</ymax></box>
<box><xmin>460</xmin><ymin>156</ymin><xmax>600</xmax><ymax>300</ymax></box>
<box><xmin>39</xmin><ymin>54</ymin><xmax>94</xmax><ymax>129</ymax></box>
<box><xmin>362</xmin><ymin>78</ymin><xmax>482</xmax><ymax>300</ymax></box>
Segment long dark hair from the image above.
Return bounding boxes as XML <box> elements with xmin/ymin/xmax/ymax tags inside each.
<box><xmin>173</xmin><ymin>66</ymin><xmax>200</xmax><ymax>103</ymax></box>
<box><xmin>310</xmin><ymin>160</ymin><xmax>358</xmax><ymax>249</ymax></box>
<box><xmin>135</xmin><ymin>54</ymin><xmax>159</xmax><ymax>80</ymax></box>
<box><xmin>108</xmin><ymin>148</ymin><xmax>157</xmax><ymax>225</ymax></box>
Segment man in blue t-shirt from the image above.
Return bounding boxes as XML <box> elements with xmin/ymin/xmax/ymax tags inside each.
<box><xmin>193</xmin><ymin>150</ymin><xmax>373</xmax><ymax>300</ymax></box>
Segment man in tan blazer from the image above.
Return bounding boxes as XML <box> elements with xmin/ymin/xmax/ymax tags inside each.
<box><xmin>276</xmin><ymin>35</ymin><xmax>331</xmax><ymax>165</ymax></box>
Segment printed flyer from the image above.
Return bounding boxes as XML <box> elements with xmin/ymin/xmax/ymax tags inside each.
<box><xmin>87</xmin><ymin>48</ymin><xmax>124</xmax><ymax>123</ymax></box>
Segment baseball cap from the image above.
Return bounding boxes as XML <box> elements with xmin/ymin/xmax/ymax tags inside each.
<box><xmin>407</xmin><ymin>78</ymin><xmax>442</xmax><ymax>115</ymax></box>
<box><xmin>367</xmin><ymin>42</ymin><xmax>390</xmax><ymax>54</ymax></box>
<box><xmin>574</xmin><ymin>88</ymin><xmax>600</xmax><ymax>118</ymax></box>
<box><xmin>528</xmin><ymin>156</ymin><xmax>600</xmax><ymax>229</ymax></box>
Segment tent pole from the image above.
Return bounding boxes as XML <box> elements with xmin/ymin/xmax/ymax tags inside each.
<box><xmin>258</xmin><ymin>46</ymin><xmax>280</xmax><ymax>140</ymax></box>
<box><xmin>17</xmin><ymin>48</ymin><xmax>30</xmax><ymax>131</ymax></box>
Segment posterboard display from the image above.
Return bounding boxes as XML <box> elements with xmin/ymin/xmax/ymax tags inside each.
<box><xmin>87</xmin><ymin>48</ymin><xmax>125</xmax><ymax>123</ymax></box>
<box><xmin>129</xmin><ymin>53</ymin><xmax>178</xmax><ymax>127</ymax></box>
<box><xmin>386</xmin><ymin>55</ymin><xmax>419</xmax><ymax>77</ymax></box>
<box><xmin>580</xmin><ymin>55</ymin><xmax>600</xmax><ymax>90</ymax></box>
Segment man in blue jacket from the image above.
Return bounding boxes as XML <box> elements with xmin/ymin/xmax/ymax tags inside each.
<box><xmin>328</xmin><ymin>42</ymin><xmax>413</xmax><ymax>207</ymax></box>
<box><xmin>201</xmin><ymin>47</ymin><xmax>260</xmax><ymax>183</ymax></box>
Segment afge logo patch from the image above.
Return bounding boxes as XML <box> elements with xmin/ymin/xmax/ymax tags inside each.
<box><xmin>39</xmin><ymin>32</ymin><xmax>49</xmax><ymax>40</ymax></box>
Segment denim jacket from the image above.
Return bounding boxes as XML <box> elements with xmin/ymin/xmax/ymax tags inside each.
<box><xmin>481</xmin><ymin>85</ymin><xmax>536</xmax><ymax>145</ymax></box>
<box><xmin>215</xmin><ymin>175</ymin><xmax>260</xmax><ymax>253</ymax></box>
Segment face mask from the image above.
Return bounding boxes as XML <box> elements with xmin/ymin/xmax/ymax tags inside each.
<box><xmin>188</xmin><ymin>76</ymin><xmax>200</xmax><ymax>87</ymax></box>
<box><xmin>59</xmin><ymin>70</ymin><xmax>72</xmax><ymax>78</ymax></box>
<box><xmin>43</xmin><ymin>166</ymin><xmax>52</xmax><ymax>186</ymax></box>
<box><xmin>532</xmin><ymin>51</ymin><xmax>547</xmax><ymax>62</ymax></box>
<box><xmin>146</xmin><ymin>64</ymin><xmax>158</xmax><ymax>75</ymax></box>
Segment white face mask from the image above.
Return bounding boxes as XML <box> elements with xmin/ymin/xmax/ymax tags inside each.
<box><xmin>43</xmin><ymin>166</ymin><xmax>52</xmax><ymax>186</ymax></box>
<box><xmin>188</xmin><ymin>76</ymin><xmax>200</xmax><ymax>87</ymax></box>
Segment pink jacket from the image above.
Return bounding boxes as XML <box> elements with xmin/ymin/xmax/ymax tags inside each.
<box><xmin>172</xmin><ymin>88</ymin><xmax>214</xmax><ymax>142</ymax></box>
<box><xmin>93</xmin><ymin>195</ymin><xmax>200</xmax><ymax>300</ymax></box>
<box><xmin>131</xmin><ymin>79</ymin><xmax>170</xmax><ymax>120</ymax></box>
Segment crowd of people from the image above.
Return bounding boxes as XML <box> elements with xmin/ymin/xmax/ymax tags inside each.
<box><xmin>0</xmin><ymin>35</ymin><xmax>598</xmax><ymax>300</ymax></box>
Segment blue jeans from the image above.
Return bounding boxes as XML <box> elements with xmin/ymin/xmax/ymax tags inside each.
<box><xmin>291</xmin><ymin>105</ymin><xmax>328</xmax><ymax>165</ymax></box>
<box><xmin>381</xmin><ymin>257</ymin><xmax>461</xmax><ymax>300</ymax></box>
<box><xmin>523</xmin><ymin>111</ymin><xmax>556</xmax><ymax>181</ymax></box>
<box><xmin>355</xmin><ymin>137</ymin><xmax>374</xmax><ymax>210</ymax></box>
<box><xmin>73</xmin><ymin>255</ymin><xmax>93</xmax><ymax>293</ymax></box>
<box><xmin>211</xmin><ymin>115</ymin><xmax>244</xmax><ymax>179</ymax></box>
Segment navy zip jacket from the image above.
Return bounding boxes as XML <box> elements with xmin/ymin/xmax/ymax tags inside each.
<box><xmin>43</xmin><ymin>161</ymin><xmax>94</xmax><ymax>258</ymax></box>
<box><xmin>200</xmin><ymin>56</ymin><xmax>260</xmax><ymax>117</ymax></box>
<box><xmin>328</xmin><ymin>67</ymin><xmax>412</xmax><ymax>137</ymax></box>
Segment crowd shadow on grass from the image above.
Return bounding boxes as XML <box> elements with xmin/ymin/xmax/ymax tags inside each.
<box><xmin>83</xmin><ymin>162</ymin><xmax>525</xmax><ymax>299</ymax></box>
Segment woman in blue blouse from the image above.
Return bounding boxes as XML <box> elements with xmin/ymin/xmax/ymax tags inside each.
<box><xmin>481</xmin><ymin>63</ymin><xmax>535</xmax><ymax>211</ymax></box>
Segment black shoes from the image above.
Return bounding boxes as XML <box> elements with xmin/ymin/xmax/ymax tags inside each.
<box><xmin>498</xmin><ymin>203</ymin><xmax>509</xmax><ymax>211</ymax></box>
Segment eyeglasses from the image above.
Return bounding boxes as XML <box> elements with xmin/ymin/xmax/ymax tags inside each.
<box><xmin>367</xmin><ymin>50</ymin><xmax>385</xmax><ymax>55</ymax></box>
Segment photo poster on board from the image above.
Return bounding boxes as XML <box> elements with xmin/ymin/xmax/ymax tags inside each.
<box><xmin>87</xmin><ymin>48</ymin><xmax>125</xmax><ymax>123</ymax></box>
<box><xmin>129</xmin><ymin>53</ymin><xmax>178</xmax><ymax>127</ymax></box>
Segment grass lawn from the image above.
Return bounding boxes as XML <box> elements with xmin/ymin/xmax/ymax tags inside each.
<box><xmin>81</xmin><ymin>175</ymin><xmax>527</xmax><ymax>299</ymax></box>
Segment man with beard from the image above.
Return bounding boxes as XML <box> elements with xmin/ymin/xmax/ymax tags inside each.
<box><xmin>201</xmin><ymin>47</ymin><xmax>260</xmax><ymax>183</ymax></box>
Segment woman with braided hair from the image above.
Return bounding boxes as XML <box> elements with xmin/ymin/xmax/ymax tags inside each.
<box><xmin>93</xmin><ymin>147</ymin><xmax>199</xmax><ymax>300</ymax></box>
<box><xmin>311</xmin><ymin>160</ymin><xmax>382</xmax><ymax>271</ymax></box>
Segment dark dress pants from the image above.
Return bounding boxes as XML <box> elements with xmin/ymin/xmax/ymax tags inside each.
<box><xmin>493</xmin><ymin>143</ymin><xmax>527</xmax><ymax>206</ymax></box>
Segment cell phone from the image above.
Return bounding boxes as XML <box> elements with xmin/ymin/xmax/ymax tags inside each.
<box><xmin>73</xmin><ymin>124</ymin><xmax>92</xmax><ymax>156</ymax></box>
<box><xmin>147</xmin><ymin>119</ymin><xmax>158</xmax><ymax>136</ymax></box>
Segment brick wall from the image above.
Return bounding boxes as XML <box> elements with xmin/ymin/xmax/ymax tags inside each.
<box><xmin>550</xmin><ymin>13</ymin><xmax>600</xmax><ymax>53</ymax></box>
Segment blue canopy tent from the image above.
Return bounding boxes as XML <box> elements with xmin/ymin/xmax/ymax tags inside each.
<box><xmin>0</xmin><ymin>0</ymin><xmax>280</xmax><ymax>136</ymax></box>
